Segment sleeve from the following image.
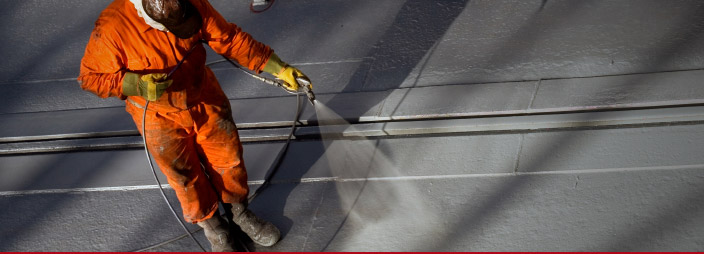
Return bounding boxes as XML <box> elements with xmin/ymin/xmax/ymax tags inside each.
<box><xmin>77</xmin><ymin>20</ymin><xmax>127</xmax><ymax>99</ymax></box>
<box><xmin>197</xmin><ymin>0</ymin><xmax>273</xmax><ymax>73</ymax></box>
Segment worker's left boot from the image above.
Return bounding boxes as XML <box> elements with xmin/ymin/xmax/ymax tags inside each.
<box><xmin>230</xmin><ymin>202</ymin><xmax>280</xmax><ymax>247</ymax></box>
<box><xmin>197</xmin><ymin>213</ymin><xmax>235</xmax><ymax>252</ymax></box>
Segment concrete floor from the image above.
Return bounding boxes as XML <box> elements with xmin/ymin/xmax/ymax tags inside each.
<box><xmin>1</xmin><ymin>0</ymin><xmax>704</xmax><ymax>251</ymax></box>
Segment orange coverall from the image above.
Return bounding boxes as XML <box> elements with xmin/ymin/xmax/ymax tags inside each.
<box><xmin>78</xmin><ymin>0</ymin><xmax>272</xmax><ymax>223</ymax></box>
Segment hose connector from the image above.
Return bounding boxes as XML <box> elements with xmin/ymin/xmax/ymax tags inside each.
<box><xmin>296</xmin><ymin>77</ymin><xmax>315</xmax><ymax>106</ymax></box>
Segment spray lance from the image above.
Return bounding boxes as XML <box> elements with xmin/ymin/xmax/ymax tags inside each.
<box><xmin>296</xmin><ymin>77</ymin><xmax>316</xmax><ymax>106</ymax></box>
<box><xmin>222</xmin><ymin>56</ymin><xmax>316</xmax><ymax>106</ymax></box>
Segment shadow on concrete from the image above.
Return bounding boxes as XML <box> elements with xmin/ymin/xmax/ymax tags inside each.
<box><xmin>0</xmin><ymin>149</ymin><xmax>204</xmax><ymax>251</ymax></box>
<box><xmin>244</xmin><ymin>139</ymin><xmax>328</xmax><ymax>251</ymax></box>
<box><xmin>0</xmin><ymin>151</ymin><xmax>127</xmax><ymax>251</ymax></box>
<box><xmin>335</xmin><ymin>0</ymin><xmax>470</xmax><ymax>93</ymax></box>
<box><xmin>604</xmin><ymin>181</ymin><xmax>704</xmax><ymax>251</ymax></box>
<box><xmin>0</xmin><ymin>0</ymin><xmax>106</xmax><ymax>114</ymax></box>
<box><xmin>0</xmin><ymin>116</ymin><xmax>196</xmax><ymax>251</ymax></box>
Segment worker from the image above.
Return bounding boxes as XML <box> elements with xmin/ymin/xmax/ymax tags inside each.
<box><xmin>78</xmin><ymin>0</ymin><xmax>311</xmax><ymax>251</ymax></box>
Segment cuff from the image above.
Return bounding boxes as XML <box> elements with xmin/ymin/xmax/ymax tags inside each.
<box><xmin>262</xmin><ymin>52</ymin><xmax>287</xmax><ymax>76</ymax></box>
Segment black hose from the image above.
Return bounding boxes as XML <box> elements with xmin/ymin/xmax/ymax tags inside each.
<box><xmin>249</xmin><ymin>93</ymin><xmax>302</xmax><ymax>203</ymax></box>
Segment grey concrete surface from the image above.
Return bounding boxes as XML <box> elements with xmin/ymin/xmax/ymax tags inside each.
<box><xmin>0</xmin><ymin>149</ymin><xmax>166</xmax><ymax>192</ymax></box>
<box><xmin>294</xmin><ymin>168</ymin><xmax>704</xmax><ymax>252</ymax></box>
<box><xmin>0</xmin><ymin>107</ymin><xmax>133</xmax><ymax>141</ymax></box>
<box><xmin>532</xmin><ymin>69</ymin><xmax>704</xmax><ymax>110</ymax></box>
<box><xmin>1</xmin><ymin>0</ymin><xmax>704</xmax><ymax>252</ymax></box>
<box><xmin>518</xmin><ymin>125</ymin><xmax>704</xmax><ymax>172</ymax></box>
<box><xmin>380</xmin><ymin>81</ymin><xmax>537</xmax><ymax>120</ymax></box>
<box><xmin>2</xmin><ymin>165</ymin><xmax>702</xmax><ymax>251</ymax></box>
<box><xmin>0</xmin><ymin>189</ymin><xmax>206</xmax><ymax>252</ymax></box>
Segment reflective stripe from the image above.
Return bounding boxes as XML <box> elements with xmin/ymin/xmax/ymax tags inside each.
<box><xmin>127</xmin><ymin>97</ymin><xmax>144</xmax><ymax>109</ymax></box>
<box><xmin>148</xmin><ymin>81</ymin><xmax>157</xmax><ymax>101</ymax></box>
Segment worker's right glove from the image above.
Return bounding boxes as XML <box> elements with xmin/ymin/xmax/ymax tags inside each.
<box><xmin>262</xmin><ymin>53</ymin><xmax>312</xmax><ymax>93</ymax></box>
<box><xmin>122</xmin><ymin>72</ymin><xmax>173</xmax><ymax>101</ymax></box>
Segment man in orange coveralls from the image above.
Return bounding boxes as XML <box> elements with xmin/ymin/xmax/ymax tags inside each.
<box><xmin>78</xmin><ymin>0</ymin><xmax>310</xmax><ymax>251</ymax></box>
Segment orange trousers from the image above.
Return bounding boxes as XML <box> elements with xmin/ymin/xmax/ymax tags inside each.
<box><xmin>126</xmin><ymin>97</ymin><xmax>248</xmax><ymax>223</ymax></box>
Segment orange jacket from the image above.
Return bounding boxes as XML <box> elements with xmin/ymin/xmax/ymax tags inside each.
<box><xmin>78</xmin><ymin>0</ymin><xmax>272</xmax><ymax>112</ymax></box>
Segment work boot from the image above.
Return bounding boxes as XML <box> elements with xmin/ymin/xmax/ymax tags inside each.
<box><xmin>197</xmin><ymin>213</ymin><xmax>235</xmax><ymax>252</ymax></box>
<box><xmin>230</xmin><ymin>202</ymin><xmax>280</xmax><ymax>247</ymax></box>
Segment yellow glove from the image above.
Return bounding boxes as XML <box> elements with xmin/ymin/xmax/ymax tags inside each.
<box><xmin>262</xmin><ymin>53</ymin><xmax>312</xmax><ymax>93</ymax></box>
<box><xmin>275</xmin><ymin>66</ymin><xmax>310</xmax><ymax>92</ymax></box>
<box><xmin>123</xmin><ymin>72</ymin><xmax>173</xmax><ymax>101</ymax></box>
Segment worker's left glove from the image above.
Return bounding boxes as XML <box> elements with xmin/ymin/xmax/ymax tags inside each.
<box><xmin>262</xmin><ymin>53</ymin><xmax>312</xmax><ymax>93</ymax></box>
<box><xmin>122</xmin><ymin>72</ymin><xmax>173</xmax><ymax>101</ymax></box>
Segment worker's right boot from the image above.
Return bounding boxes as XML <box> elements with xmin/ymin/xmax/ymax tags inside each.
<box><xmin>230</xmin><ymin>202</ymin><xmax>281</xmax><ymax>247</ymax></box>
<box><xmin>196</xmin><ymin>213</ymin><xmax>235</xmax><ymax>252</ymax></box>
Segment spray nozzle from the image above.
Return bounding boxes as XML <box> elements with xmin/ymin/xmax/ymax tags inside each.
<box><xmin>296</xmin><ymin>77</ymin><xmax>315</xmax><ymax>106</ymax></box>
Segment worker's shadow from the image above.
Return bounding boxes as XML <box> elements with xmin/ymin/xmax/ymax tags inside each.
<box><xmin>240</xmin><ymin>122</ymin><xmax>328</xmax><ymax>250</ymax></box>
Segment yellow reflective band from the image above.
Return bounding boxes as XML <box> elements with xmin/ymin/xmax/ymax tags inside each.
<box><xmin>148</xmin><ymin>82</ymin><xmax>157</xmax><ymax>101</ymax></box>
